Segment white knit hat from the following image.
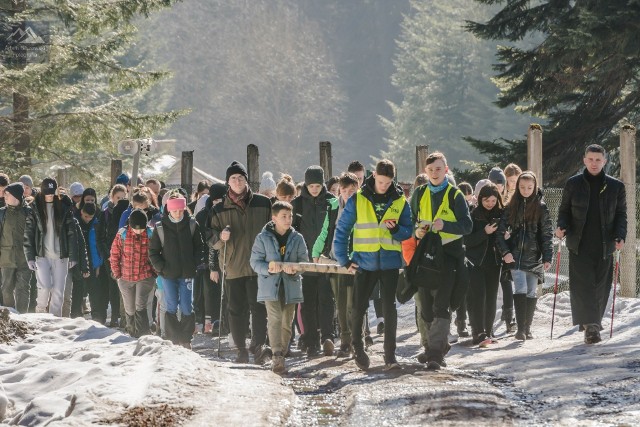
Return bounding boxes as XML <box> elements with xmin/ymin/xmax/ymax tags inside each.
<box><xmin>260</xmin><ymin>171</ymin><xmax>276</xmax><ymax>193</ymax></box>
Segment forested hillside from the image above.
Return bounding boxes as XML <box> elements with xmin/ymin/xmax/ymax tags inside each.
<box><xmin>136</xmin><ymin>0</ymin><xmax>533</xmax><ymax>179</ymax></box>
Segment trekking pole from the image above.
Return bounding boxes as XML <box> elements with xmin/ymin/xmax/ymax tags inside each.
<box><xmin>550</xmin><ymin>238</ymin><xmax>563</xmax><ymax>340</ymax></box>
<box><xmin>610</xmin><ymin>249</ymin><xmax>621</xmax><ymax>339</ymax></box>
<box><xmin>217</xmin><ymin>225</ymin><xmax>230</xmax><ymax>357</ymax></box>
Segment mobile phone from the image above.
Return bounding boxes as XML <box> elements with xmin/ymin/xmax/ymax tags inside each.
<box><xmin>490</xmin><ymin>218</ymin><xmax>500</xmax><ymax>226</ymax></box>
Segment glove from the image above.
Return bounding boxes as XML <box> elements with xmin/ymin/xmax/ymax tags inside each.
<box><xmin>27</xmin><ymin>260</ymin><xmax>37</xmax><ymax>271</ymax></box>
<box><xmin>68</xmin><ymin>261</ymin><xmax>77</xmax><ymax>269</ymax></box>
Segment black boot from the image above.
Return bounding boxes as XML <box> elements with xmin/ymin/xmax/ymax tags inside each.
<box><xmin>502</xmin><ymin>307</ymin><xmax>515</xmax><ymax>334</ymax></box>
<box><xmin>126</xmin><ymin>314</ymin><xmax>136</xmax><ymax>337</ymax></box>
<box><xmin>179</xmin><ymin>314</ymin><xmax>195</xmax><ymax>349</ymax></box>
<box><xmin>164</xmin><ymin>312</ymin><xmax>181</xmax><ymax>345</ymax></box>
<box><xmin>135</xmin><ymin>310</ymin><xmax>150</xmax><ymax>338</ymax></box>
<box><xmin>513</xmin><ymin>294</ymin><xmax>527</xmax><ymax>341</ymax></box>
<box><xmin>525</xmin><ymin>297</ymin><xmax>537</xmax><ymax>340</ymax></box>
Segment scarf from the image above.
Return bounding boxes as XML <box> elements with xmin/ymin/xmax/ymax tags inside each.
<box><xmin>228</xmin><ymin>187</ymin><xmax>248</xmax><ymax>210</ymax></box>
<box><xmin>427</xmin><ymin>180</ymin><xmax>448</xmax><ymax>194</ymax></box>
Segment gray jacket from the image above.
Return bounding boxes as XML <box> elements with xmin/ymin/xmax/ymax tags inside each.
<box><xmin>250</xmin><ymin>222</ymin><xmax>308</xmax><ymax>304</ymax></box>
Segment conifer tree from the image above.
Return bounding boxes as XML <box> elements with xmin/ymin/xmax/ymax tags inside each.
<box><xmin>467</xmin><ymin>0</ymin><xmax>640</xmax><ymax>183</ymax></box>
<box><xmin>0</xmin><ymin>0</ymin><xmax>184</xmax><ymax>178</ymax></box>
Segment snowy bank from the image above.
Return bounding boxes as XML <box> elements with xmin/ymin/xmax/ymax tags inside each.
<box><xmin>0</xmin><ymin>314</ymin><xmax>293</xmax><ymax>426</ymax></box>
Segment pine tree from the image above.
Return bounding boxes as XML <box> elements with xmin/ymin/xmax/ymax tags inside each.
<box><xmin>0</xmin><ymin>0</ymin><xmax>184</xmax><ymax>179</ymax></box>
<box><xmin>382</xmin><ymin>0</ymin><xmax>531</xmax><ymax>181</ymax></box>
<box><xmin>467</xmin><ymin>0</ymin><xmax>640</xmax><ymax>184</ymax></box>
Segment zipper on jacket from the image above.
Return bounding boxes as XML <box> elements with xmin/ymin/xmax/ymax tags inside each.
<box><xmin>517</xmin><ymin>198</ymin><xmax>526</xmax><ymax>270</ymax></box>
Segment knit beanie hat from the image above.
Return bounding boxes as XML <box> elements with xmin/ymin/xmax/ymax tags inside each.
<box><xmin>260</xmin><ymin>171</ymin><xmax>276</xmax><ymax>193</ymax></box>
<box><xmin>115</xmin><ymin>173</ymin><xmax>130</xmax><ymax>185</ymax></box>
<box><xmin>304</xmin><ymin>165</ymin><xmax>325</xmax><ymax>186</ymax></box>
<box><xmin>69</xmin><ymin>182</ymin><xmax>85</xmax><ymax>197</ymax></box>
<box><xmin>18</xmin><ymin>175</ymin><xmax>33</xmax><ymax>188</ymax></box>
<box><xmin>209</xmin><ymin>182</ymin><xmax>227</xmax><ymax>201</ymax></box>
<box><xmin>488</xmin><ymin>167</ymin><xmax>506</xmax><ymax>186</ymax></box>
<box><xmin>474</xmin><ymin>179</ymin><xmax>491</xmax><ymax>199</ymax></box>
<box><xmin>129</xmin><ymin>209</ymin><xmax>148</xmax><ymax>230</ymax></box>
<box><xmin>166</xmin><ymin>197</ymin><xmax>186</xmax><ymax>212</ymax></box>
<box><xmin>225</xmin><ymin>161</ymin><xmax>248</xmax><ymax>183</ymax></box>
<box><xmin>5</xmin><ymin>182</ymin><xmax>24</xmax><ymax>202</ymax></box>
<box><xmin>41</xmin><ymin>177</ymin><xmax>58</xmax><ymax>195</ymax></box>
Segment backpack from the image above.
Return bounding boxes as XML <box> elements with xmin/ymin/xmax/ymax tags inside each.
<box><xmin>155</xmin><ymin>217</ymin><xmax>197</xmax><ymax>247</ymax></box>
<box><xmin>119</xmin><ymin>227</ymin><xmax>153</xmax><ymax>242</ymax></box>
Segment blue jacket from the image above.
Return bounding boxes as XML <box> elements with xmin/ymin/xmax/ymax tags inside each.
<box><xmin>334</xmin><ymin>176</ymin><xmax>413</xmax><ymax>271</ymax></box>
<box><xmin>250</xmin><ymin>222</ymin><xmax>309</xmax><ymax>304</ymax></box>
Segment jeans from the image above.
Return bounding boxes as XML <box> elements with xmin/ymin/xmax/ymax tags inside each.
<box><xmin>163</xmin><ymin>277</ymin><xmax>194</xmax><ymax>315</ymax></box>
<box><xmin>511</xmin><ymin>269</ymin><xmax>538</xmax><ymax>298</ymax></box>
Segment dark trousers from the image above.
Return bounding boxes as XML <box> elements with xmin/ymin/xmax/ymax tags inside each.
<box><xmin>105</xmin><ymin>260</ymin><xmax>121</xmax><ymax>322</ymax></box>
<box><xmin>301</xmin><ymin>274</ymin><xmax>335</xmax><ymax>347</ymax></box>
<box><xmin>569</xmin><ymin>251</ymin><xmax>613</xmax><ymax>327</ymax></box>
<box><xmin>194</xmin><ymin>268</ymin><xmax>219</xmax><ymax>324</ymax></box>
<box><xmin>500</xmin><ymin>268</ymin><xmax>514</xmax><ymax>311</ymax></box>
<box><xmin>226</xmin><ymin>276</ymin><xmax>267</xmax><ymax>351</ymax></box>
<box><xmin>417</xmin><ymin>255</ymin><xmax>457</xmax><ymax>322</ymax></box>
<box><xmin>70</xmin><ymin>266</ymin><xmax>85</xmax><ymax>318</ymax></box>
<box><xmin>468</xmin><ymin>263</ymin><xmax>501</xmax><ymax>335</ymax></box>
<box><xmin>86</xmin><ymin>269</ymin><xmax>109</xmax><ymax>324</ymax></box>
<box><xmin>352</xmin><ymin>269</ymin><xmax>398</xmax><ymax>360</ymax></box>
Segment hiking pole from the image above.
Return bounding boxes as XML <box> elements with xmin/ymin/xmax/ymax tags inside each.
<box><xmin>217</xmin><ymin>225</ymin><xmax>230</xmax><ymax>357</ymax></box>
<box><xmin>610</xmin><ymin>249</ymin><xmax>621</xmax><ymax>339</ymax></box>
<box><xmin>550</xmin><ymin>238</ymin><xmax>563</xmax><ymax>340</ymax></box>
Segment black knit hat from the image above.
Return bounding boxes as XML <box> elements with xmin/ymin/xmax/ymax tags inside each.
<box><xmin>225</xmin><ymin>161</ymin><xmax>248</xmax><ymax>183</ymax></box>
<box><xmin>5</xmin><ymin>182</ymin><xmax>24</xmax><ymax>202</ymax></box>
<box><xmin>209</xmin><ymin>182</ymin><xmax>227</xmax><ymax>201</ymax></box>
<box><xmin>304</xmin><ymin>165</ymin><xmax>325</xmax><ymax>186</ymax></box>
<box><xmin>129</xmin><ymin>209</ymin><xmax>148</xmax><ymax>230</ymax></box>
<box><xmin>41</xmin><ymin>177</ymin><xmax>58</xmax><ymax>195</ymax></box>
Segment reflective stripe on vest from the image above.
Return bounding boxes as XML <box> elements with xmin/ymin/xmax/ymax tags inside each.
<box><xmin>353</xmin><ymin>190</ymin><xmax>406</xmax><ymax>252</ymax></box>
<box><xmin>418</xmin><ymin>184</ymin><xmax>462</xmax><ymax>245</ymax></box>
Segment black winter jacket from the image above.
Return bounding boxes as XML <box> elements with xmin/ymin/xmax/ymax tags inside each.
<box><xmin>557</xmin><ymin>169</ymin><xmax>627</xmax><ymax>258</ymax></box>
<box><xmin>149</xmin><ymin>212</ymin><xmax>205</xmax><ymax>279</ymax></box>
<box><xmin>496</xmin><ymin>190</ymin><xmax>553</xmax><ymax>279</ymax></box>
<box><xmin>464</xmin><ymin>206</ymin><xmax>503</xmax><ymax>267</ymax></box>
<box><xmin>292</xmin><ymin>185</ymin><xmax>335</xmax><ymax>252</ymax></box>
<box><xmin>24</xmin><ymin>195</ymin><xmax>80</xmax><ymax>263</ymax></box>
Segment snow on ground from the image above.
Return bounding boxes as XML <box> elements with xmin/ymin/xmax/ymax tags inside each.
<box><xmin>0</xmin><ymin>314</ymin><xmax>292</xmax><ymax>426</ymax></box>
<box><xmin>2</xmin><ymin>290</ymin><xmax>640</xmax><ymax>426</ymax></box>
<box><xmin>447</xmin><ymin>291</ymin><xmax>640</xmax><ymax>425</ymax></box>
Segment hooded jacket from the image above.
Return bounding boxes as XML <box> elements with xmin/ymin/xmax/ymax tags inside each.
<box><xmin>496</xmin><ymin>187</ymin><xmax>553</xmax><ymax>279</ymax></box>
<box><xmin>334</xmin><ymin>175</ymin><xmax>413</xmax><ymax>271</ymax></box>
<box><xmin>148</xmin><ymin>211</ymin><xmax>205</xmax><ymax>279</ymax></box>
<box><xmin>292</xmin><ymin>184</ymin><xmax>335</xmax><ymax>252</ymax></box>
<box><xmin>250</xmin><ymin>221</ymin><xmax>308</xmax><ymax>304</ymax></box>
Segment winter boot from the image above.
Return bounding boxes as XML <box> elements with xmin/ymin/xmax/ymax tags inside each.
<box><xmin>322</xmin><ymin>339</ymin><xmax>335</xmax><ymax>356</ymax></box>
<box><xmin>179</xmin><ymin>314</ymin><xmax>195</xmax><ymax>349</ymax></box>
<box><xmin>254</xmin><ymin>345</ymin><xmax>273</xmax><ymax>365</ymax></box>
<box><xmin>235</xmin><ymin>348</ymin><xmax>249</xmax><ymax>363</ymax></box>
<box><xmin>125</xmin><ymin>314</ymin><xmax>136</xmax><ymax>337</ymax></box>
<box><xmin>455</xmin><ymin>318</ymin><xmax>470</xmax><ymax>337</ymax></box>
<box><xmin>513</xmin><ymin>294</ymin><xmax>527</xmax><ymax>341</ymax></box>
<box><xmin>502</xmin><ymin>307</ymin><xmax>515</xmax><ymax>334</ymax></box>
<box><xmin>164</xmin><ymin>312</ymin><xmax>181</xmax><ymax>345</ymax></box>
<box><xmin>426</xmin><ymin>317</ymin><xmax>450</xmax><ymax>368</ymax></box>
<box><xmin>524</xmin><ymin>297</ymin><xmax>537</xmax><ymax>340</ymax></box>
<box><xmin>354</xmin><ymin>347</ymin><xmax>370</xmax><ymax>371</ymax></box>
<box><xmin>584</xmin><ymin>324</ymin><xmax>602</xmax><ymax>344</ymax></box>
<box><xmin>336</xmin><ymin>343</ymin><xmax>353</xmax><ymax>358</ymax></box>
<box><xmin>272</xmin><ymin>352</ymin><xmax>286</xmax><ymax>374</ymax></box>
<box><xmin>135</xmin><ymin>310</ymin><xmax>150</xmax><ymax>338</ymax></box>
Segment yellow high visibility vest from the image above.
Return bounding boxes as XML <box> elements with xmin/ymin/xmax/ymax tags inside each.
<box><xmin>418</xmin><ymin>184</ymin><xmax>462</xmax><ymax>245</ymax></box>
<box><xmin>353</xmin><ymin>190</ymin><xmax>406</xmax><ymax>252</ymax></box>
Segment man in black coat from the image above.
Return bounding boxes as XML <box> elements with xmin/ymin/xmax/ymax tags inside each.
<box><xmin>556</xmin><ymin>144</ymin><xmax>627</xmax><ymax>344</ymax></box>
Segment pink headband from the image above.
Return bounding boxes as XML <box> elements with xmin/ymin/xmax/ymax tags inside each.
<box><xmin>166</xmin><ymin>197</ymin><xmax>186</xmax><ymax>212</ymax></box>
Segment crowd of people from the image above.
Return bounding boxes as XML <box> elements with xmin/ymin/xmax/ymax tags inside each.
<box><xmin>0</xmin><ymin>143</ymin><xmax>627</xmax><ymax>373</ymax></box>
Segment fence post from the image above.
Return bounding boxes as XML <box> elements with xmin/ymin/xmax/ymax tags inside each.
<box><xmin>319</xmin><ymin>141</ymin><xmax>332</xmax><ymax>179</ymax></box>
<box><xmin>527</xmin><ymin>124</ymin><xmax>543</xmax><ymax>184</ymax></box>
<box><xmin>110</xmin><ymin>160</ymin><xmax>122</xmax><ymax>187</ymax></box>
<box><xmin>181</xmin><ymin>151</ymin><xmax>194</xmax><ymax>196</ymax></box>
<box><xmin>620</xmin><ymin>125</ymin><xmax>637</xmax><ymax>297</ymax></box>
<box><xmin>247</xmin><ymin>144</ymin><xmax>260</xmax><ymax>192</ymax></box>
<box><xmin>415</xmin><ymin>145</ymin><xmax>429</xmax><ymax>177</ymax></box>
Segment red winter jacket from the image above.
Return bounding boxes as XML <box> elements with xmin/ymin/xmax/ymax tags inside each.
<box><xmin>110</xmin><ymin>226</ymin><xmax>155</xmax><ymax>282</ymax></box>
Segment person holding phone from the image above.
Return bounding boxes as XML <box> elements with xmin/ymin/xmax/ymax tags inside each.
<box><xmin>464</xmin><ymin>183</ymin><xmax>505</xmax><ymax>344</ymax></box>
<box><xmin>334</xmin><ymin>159</ymin><xmax>413</xmax><ymax>370</ymax></box>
